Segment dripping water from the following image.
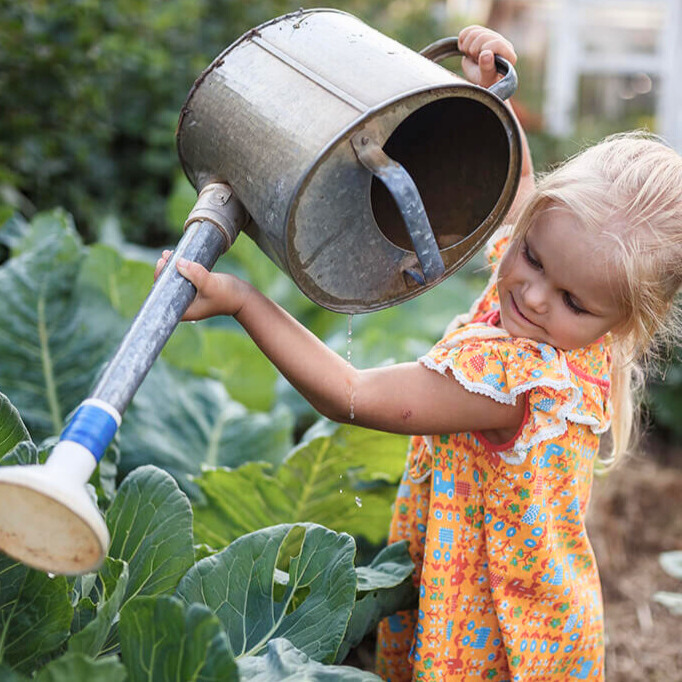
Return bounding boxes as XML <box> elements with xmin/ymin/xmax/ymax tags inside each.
<box><xmin>346</xmin><ymin>314</ymin><xmax>354</xmax><ymax>365</ymax></box>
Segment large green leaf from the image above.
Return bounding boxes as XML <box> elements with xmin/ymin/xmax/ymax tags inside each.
<box><xmin>163</xmin><ymin>327</ymin><xmax>280</xmax><ymax>412</ymax></box>
<box><xmin>68</xmin><ymin>558</ymin><xmax>129</xmax><ymax>658</ymax></box>
<box><xmin>354</xmin><ymin>541</ymin><xmax>415</xmax><ymax>593</ymax></box>
<box><xmin>192</xmin><ymin>423</ymin><xmax>406</xmax><ymax>547</ymax></box>
<box><xmin>0</xmin><ymin>555</ymin><xmax>73</xmax><ymax>673</ymax></box>
<box><xmin>238</xmin><ymin>638</ymin><xmax>383</xmax><ymax>681</ymax></box>
<box><xmin>176</xmin><ymin>523</ymin><xmax>357</xmax><ymax>663</ymax></box>
<box><xmin>0</xmin><ymin>209</ymin><xmax>119</xmax><ymax>440</ymax></box>
<box><xmin>335</xmin><ymin>542</ymin><xmax>417</xmax><ymax>663</ymax></box>
<box><xmin>0</xmin><ymin>213</ymin><xmax>31</xmax><ymax>255</ymax></box>
<box><xmin>0</xmin><ymin>662</ymin><xmax>28</xmax><ymax>681</ymax></box>
<box><xmin>119</xmin><ymin>595</ymin><xmax>238</xmax><ymax>682</ymax></box>
<box><xmin>0</xmin><ymin>439</ymin><xmax>50</xmax><ymax>467</ymax></box>
<box><xmin>0</xmin><ymin>393</ymin><xmax>30</xmax><ymax>457</ymax></box>
<box><xmin>118</xmin><ymin>362</ymin><xmax>293</xmax><ymax>498</ymax></box>
<box><xmin>33</xmin><ymin>653</ymin><xmax>127</xmax><ymax>682</ymax></box>
<box><xmin>105</xmin><ymin>466</ymin><xmax>195</xmax><ymax>603</ymax></box>
<box><xmin>77</xmin><ymin>243</ymin><xmax>155</xmax><ymax>319</ymax></box>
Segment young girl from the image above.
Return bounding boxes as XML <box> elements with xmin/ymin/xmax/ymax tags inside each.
<box><xmin>156</xmin><ymin>27</ymin><xmax>682</xmax><ymax>682</ymax></box>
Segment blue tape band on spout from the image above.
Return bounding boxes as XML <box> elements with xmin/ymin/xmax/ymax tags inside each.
<box><xmin>60</xmin><ymin>404</ymin><xmax>118</xmax><ymax>463</ymax></box>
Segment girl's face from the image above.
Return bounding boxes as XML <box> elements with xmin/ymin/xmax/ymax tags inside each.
<box><xmin>497</xmin><ymin>208</ymin><xmax>626</xmax><ymax>350</ymax></box>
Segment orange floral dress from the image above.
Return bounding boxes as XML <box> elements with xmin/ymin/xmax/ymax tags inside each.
<box><xmin>376</xmin><ymin>231</ymin><xmax>610</xmax><ymax>681</ymax></box>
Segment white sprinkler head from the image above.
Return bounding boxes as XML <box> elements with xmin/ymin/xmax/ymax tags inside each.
<box><xmin>0</xmin><ymin>440</ymin><xmax>109</xmax><ymax>575</ymax></box>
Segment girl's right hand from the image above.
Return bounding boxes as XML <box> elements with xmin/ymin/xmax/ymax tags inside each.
<box><xmin>154</xmin><ymin>250</ymin><xmax>251</xmax><ymax>320</ymax></box>
<box><xmin>457</xmin><ymin>25</ymin><xmax>517</xmax><ymax>89</ymax></box>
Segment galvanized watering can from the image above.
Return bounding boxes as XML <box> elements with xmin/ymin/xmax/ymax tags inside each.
<box><xmin>178</xmin><ymin>7</ymin><xmax>522</xmax><ymax>312</ymax></box>
<box><xmin>0</xmin><ymin>8</ymin><xmax>521</xmax><ymax>575</ymax></box>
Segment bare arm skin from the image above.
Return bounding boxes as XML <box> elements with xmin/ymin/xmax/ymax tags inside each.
<box><xmin>156</xmin><ymin>256</ymin><xmax>526</xmax><ymax>437</ymax></box>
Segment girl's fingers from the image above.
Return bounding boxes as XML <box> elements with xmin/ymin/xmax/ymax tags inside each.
<box><xmin>478</xmin><ymin>49</ymin><xmax>497</xmax><ymax>88</ymax></box>
<box><xmin>153</xmin><ymin>250</ymin><xmax>173</xmax><ymax>280</ymax></box>
<box><xmin>458</xmin><ymin>24</ymin><xmax>484</xmax><ymax>51</ymax></box>
<box><xmin>154</xmin><ymin>258</ymin><xmax>166</xmax><ymax>280</ymax></box>
<box><xmin>458</xmin><ymin>27</ymin><xmax>517</xmax><ymax>65</ymax></box>
<box><xmin>176</xmin><ymin>258</ymin><xmax>209</xmax><ymax>289</ymax></box>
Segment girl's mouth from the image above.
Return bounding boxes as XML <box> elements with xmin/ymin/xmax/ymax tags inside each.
<box><xmin>510</xmin><ymin>293</ymin><xmax>535</xmax><ymax>326</ymax></box>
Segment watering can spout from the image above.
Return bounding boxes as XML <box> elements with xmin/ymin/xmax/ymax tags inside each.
<box><xmin>0</xmin><ymin>184</ymin><xmax>248</xmax><ymax>575</ymax></box>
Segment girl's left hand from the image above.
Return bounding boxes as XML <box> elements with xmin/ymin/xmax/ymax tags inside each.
<box><xmin>458</xmin><ymin>25</ymin><xmax>517</xmax><ymax>89</ymax></box>
<box><xmin>154</xmin><ymin>249</ymin><xmax>252</xmax><ymax>320</ymax></box>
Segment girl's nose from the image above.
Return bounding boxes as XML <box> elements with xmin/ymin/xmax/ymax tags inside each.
<box><xmin>522</xmin><ymin>278</ymin><xmax>549</xmax><ymax>314</ymax></box>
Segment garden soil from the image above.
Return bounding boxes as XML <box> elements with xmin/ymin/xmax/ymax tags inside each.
<box><xmin>587</xmin><ymin>442</ymin><xmax>682</xmax><ymax>681</ymax></box>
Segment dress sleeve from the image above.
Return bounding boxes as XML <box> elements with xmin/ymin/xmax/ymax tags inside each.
<box><xmin>485</xmin><ymin>225</ymin><xmax>512</xmax><ymax>267</ymax></box>
<box><xmin>419</xmin><ymin>333</ymin><xmax>611</xmax><ymax>464</ymax></box>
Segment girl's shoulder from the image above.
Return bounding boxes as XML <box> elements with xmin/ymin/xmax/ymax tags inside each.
<box><xmin>419</xmin><ymin>324</ymin><xmax>612</xmax><ymax>463</ymax></box>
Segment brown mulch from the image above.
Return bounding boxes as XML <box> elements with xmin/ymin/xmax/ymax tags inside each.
<box><xmin>587</xmin><ymin>444</ymin><xmax>682</xmax><ymax>681</ymax></box>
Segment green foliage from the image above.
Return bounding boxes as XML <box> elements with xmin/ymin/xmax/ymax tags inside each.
<box><xmin>646</xmin><ymin>359</ymin><xmax>682</xmax><ymax>442</ymax></box>
<box><xmin>68</xmin><ymin>559</ymin><xmax>129</xmax><ymax>658</ymax></box>
<box><xmin>335</xmin><ymin>541</ymin><xmax>417</xmax><ymax>663</ymax></box>
<box><xmin>0</xmin><ymin>211</ymin><xmax>121</xmax><ymax>441</ymax></box>
<box><xmin>119</xmin><ymin>596</ymin><xmax>238</xmax><ymax>681</ymax></box>
<box><xmin>192</xmin><ymin>423</ymin><xmax>407</xmax><ymax>547</ymax></box>
<box><xmin>238</xmin><ymin>638</ymin><xmax>383</xmax><ymax>681</ymax></box>
<box><xmin>0</xmin><ymin>555</ymin><xmax>73</xmax><ymax>673</ymax></box>
<box><xmin>0</xmin><ymin>0</ymin><xmax>440</xmax><ymax>243</ymax></box>
<box><xmin>177</xmin><ymin>523</ymin><xmax>357</xmax><ymax>662</ymax></box>
<box><xmin>106</xmin><ymin>466</ymin><xmax>195</xmax><ymax>602</ymax></box>
<box><xmin>33</xmin><ymin>653</ymin><xmax>127</xmax><ymax>682</ymax></box>
<box><xmin>117</xmin><ymin>364</ymin><xmax>295</xmax><ymax>498</ymax></box>
<box><xmin>0</xmin><ymin>395</ymin><xmax>29</xmax><ymax>456</ymax></box>
<box><xmin>0</xmin><ymin>209</ymin><xmax>423</xmax><ymax>677</ymax></box>
<box><xmin>0</xmin><ymin>398</ymin><xmax>415</xmax><ymax>678</ymax></box>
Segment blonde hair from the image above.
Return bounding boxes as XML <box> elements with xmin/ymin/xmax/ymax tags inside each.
<box><xmin>511</xmin><ymin>131</ymin><xmax>682</xmax><ymax>464</ymax></box>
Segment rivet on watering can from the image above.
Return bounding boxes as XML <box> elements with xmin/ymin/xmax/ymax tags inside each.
<box><xmin>361</xmin><ymin>136</ymin><xmax>369</xmax><ymax>145</ymax></box>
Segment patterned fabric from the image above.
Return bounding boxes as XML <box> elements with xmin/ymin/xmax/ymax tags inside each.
<box><xmin>376</xmin><ymin>229</ymin><xmax>611</xmax><ymax>681</ymax></box>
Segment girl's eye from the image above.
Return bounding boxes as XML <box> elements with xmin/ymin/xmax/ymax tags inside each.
<box><xmin>523</xmin><ymin>243</ymin><xmax>542</xmax><ymax>270</ymax></box>
<box><xmin>563</xmin><ymin>292</ymin><xmax>587</xmax><ymax>315</ymax></box>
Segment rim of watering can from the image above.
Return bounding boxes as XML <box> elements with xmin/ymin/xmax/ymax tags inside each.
<box><xmin>284</xmin><ymin>82</ymin><xmax>522</xmax><ymax>313</ymax></box>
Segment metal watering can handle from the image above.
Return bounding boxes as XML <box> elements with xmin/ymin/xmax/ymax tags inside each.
<box><xmin>351</xmin><ymin>133</ymin><xmax>445</xmax><ymax>284</ymax></box>
<box><xmin>419</xmin><ymin>36</ymin><xmax>518</xmax><ymax>101</ymax></box>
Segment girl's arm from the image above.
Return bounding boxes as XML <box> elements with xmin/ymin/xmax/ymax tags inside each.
<box><xmin>157</xmin><ymin>255</ymin><xmax>526</xmax><ymax>437</ymax></box>
<box><xmin>458</xmin><ymin>25</ymin><xmax>535</xmax><ymax>216</ymax></box>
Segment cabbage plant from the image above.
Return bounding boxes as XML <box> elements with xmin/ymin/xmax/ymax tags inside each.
<box><xmin>0</xmin><ymin>210</ymin><xmax>421</xmax><ymax>679</ymax></box>
<box><xmin>0</xmin><ymin>392</ymin><xmax>416</xmax><ymax>680</ymax></box>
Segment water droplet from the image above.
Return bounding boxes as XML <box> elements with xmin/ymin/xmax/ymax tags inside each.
<box><xmin>339</xmin><ymin>488</ymin><xmax>343</xmax><ymax>494</ymax></box>
<box><xmin>47</xmin><ymin>572</ymin><xmax>55</xmax><ymax>579</ymax></box>
<box><xmin>355</xmin><ymin>496</ymin><xmax>363</xmax><ymax>507</ymax></box>
<box><xmin>349</xmin><ymin>386</ymin><xmax>356</xmax><ymax>422</ymax></box>
<box><xmin>190</xmin><ymin>320</ymin><xmax>197</xmax><ymax>325</ymax></box>
<box><xmin>346</xmin><ymin>314</ymin><xmax>354</xmax><ymax>365</ymax></box>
